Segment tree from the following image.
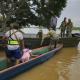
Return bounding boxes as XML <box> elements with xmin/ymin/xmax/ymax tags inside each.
<box><xmin>29</xmin><ymin>0</ymin><xmax>67</xmax><ymax>27</ymax></box>
<box><xmin>0</xmin><ymin>0</ymin><xmax>67</xmax><ymax>32</ymax></box>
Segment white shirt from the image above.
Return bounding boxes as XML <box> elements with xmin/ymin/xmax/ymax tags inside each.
<box><xmin>50</xmin><ymin>16</ymin><xmax>57</xmax><ymax>27</ymax></box>
<box><xmin>5</xmin><ymin>29</ymin><xmax>23</xmax><ymax>50</ymax></box>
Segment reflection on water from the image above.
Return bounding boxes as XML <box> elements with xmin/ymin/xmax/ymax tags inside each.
<box><xmin>77</xmin><ymin>41</ymin><xmax>80</xmax><ymax>53</ymax></box>
<box><xmin>12</xmin><ymin>47</ymin><xmax>80</xmax><ymax>80</ymax></box>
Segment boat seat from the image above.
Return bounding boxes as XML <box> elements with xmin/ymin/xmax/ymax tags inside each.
<box><xmin>32</xmin><ymin>47</ymin><xmax>49</xmax><ymax>55</ymax></box>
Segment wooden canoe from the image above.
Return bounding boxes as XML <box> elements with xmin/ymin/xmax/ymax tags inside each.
<box><xmin>0</xmin><ymin>44</ymin><xmax>63</xmax><ymax>80</ymax></box>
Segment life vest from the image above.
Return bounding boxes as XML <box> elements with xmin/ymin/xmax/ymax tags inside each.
<box><xmin>8</xmin><ymin>40</ymin><xmax>19</xmax><ymax>45</ymax></box>
<box><xmin>8</xmin><ymin>30</ymin><xmax>19</xmax><ymax>45</ymax></box>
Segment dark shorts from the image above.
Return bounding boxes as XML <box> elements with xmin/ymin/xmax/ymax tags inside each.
<box><xmin>5</xmin><ymin>48</ymin><xmax>22</xmax><ymax>59</ymax></box>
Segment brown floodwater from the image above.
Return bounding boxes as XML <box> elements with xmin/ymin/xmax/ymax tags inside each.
<box><xmin>11</xmin><ymin>47</ymin><xmax>80</xmax><ymax>80</ymax></box>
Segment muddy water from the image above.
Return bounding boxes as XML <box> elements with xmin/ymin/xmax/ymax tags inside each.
<box><xmin>11</xmin><ymin>47</ymin><xmax>80</xmax><ymax>80</ymax></box>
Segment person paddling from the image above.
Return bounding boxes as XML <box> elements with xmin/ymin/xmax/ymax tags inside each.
<box><xmin>3</xmin><ymin>22</ymin><xmax>24</xmax><ymax>64</ymax></box>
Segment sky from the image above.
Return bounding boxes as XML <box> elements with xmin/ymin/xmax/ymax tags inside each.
<box><xmin>57</xmin><ymin>0</ymin><xmax>80</xmax><ymax>27</ymax></box>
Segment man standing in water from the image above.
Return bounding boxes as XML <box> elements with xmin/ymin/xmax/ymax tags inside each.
<box><xmin>4</xmin><ymin>23</ymin><xmax>24</xmax><ymax>64</ymax></box>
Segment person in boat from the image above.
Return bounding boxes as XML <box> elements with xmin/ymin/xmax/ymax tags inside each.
<box><xmin>3</xmin><ymin>22</ymin><xmax>24</xmax><ymax>64</ymax></box>
<box><xmin>47</xmin><ymin>28</ymin><xmax>59</xmax><ymax>49</ymax></box>
<box><xmin>36</xmin><ymin>29</ymin><xmax>43</xmax><ymax>39</ymax></box>
<box><xmin>59</xmin><ymin>17</ymin><xmax>67</xmax><ymax>37</ymax></box>
<box><xmin>20</xmin><ymin>48</ymin><xmax>32</xmax><ymax>62</ymax></box>
<box><xmin>66</xmin><ymin>19</ymin><xmax>73</xmax><ymax>37</ymax></box>
<box><xmin>20</xmin><ymin>48</ymin><xmax>38</xmax><ymax>62</ymax></box>
<box><xmin>36</xmin><ymin>29</ymin><xmax>44</xmax><ymax>46</ymax></box>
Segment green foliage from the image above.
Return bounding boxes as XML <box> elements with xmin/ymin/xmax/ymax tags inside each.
<box><xmin>72</xmin><ymin>27</ymin><xmax>80</xmax><ymax>30</ymax></box>
<box><xmin>0</xmin><ymin>0</ymin><xmax>67</xmax><ymax>29</ymax></box>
